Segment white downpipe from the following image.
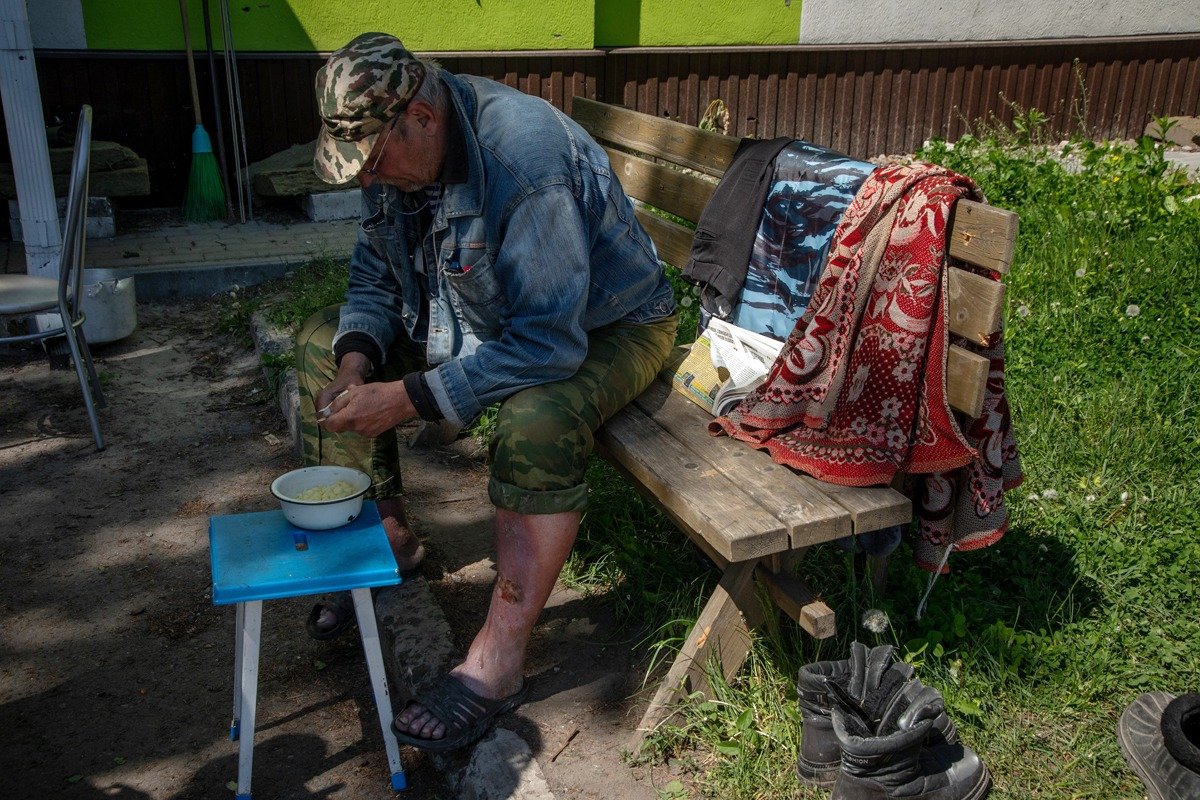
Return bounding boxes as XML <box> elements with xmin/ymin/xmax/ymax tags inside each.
<box><xmin>0</xmin><ymin>0</ymin><xmax>61</xmax><ymax>279</ymax></box>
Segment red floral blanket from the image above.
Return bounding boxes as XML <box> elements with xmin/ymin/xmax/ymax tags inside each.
<box><xmin>709</xmin><ymin>163</ymin><xmax>1023</xmax><ymax>572</ymax></box>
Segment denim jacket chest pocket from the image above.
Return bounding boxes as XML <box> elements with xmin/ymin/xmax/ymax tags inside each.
<box><xmin>440</xmin><ymin>243</ymin><xmax>505</xmax><ymax>339</ymax></box>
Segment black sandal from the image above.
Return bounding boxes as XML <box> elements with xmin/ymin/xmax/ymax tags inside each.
<box><xmin>392</xmin><ymin>674</ymin><xmax>528</xmax><ymax>752</ymax></box>
<box><xmin>305</xmin><ymin>592</ymin><xmax>356</xmax><ymax>641</ymax></box>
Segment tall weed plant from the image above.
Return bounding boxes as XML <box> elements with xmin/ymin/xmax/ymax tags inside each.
<box><xmin>573</xmin><ymin>118</ymin><xmax>1200</xmax><ymax>798</ymax></box>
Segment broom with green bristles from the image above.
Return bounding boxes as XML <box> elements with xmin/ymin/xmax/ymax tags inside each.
<box><xmin>179</xmin><ymin>0</ymin><xmax>226</xmax><ymax>222</ymax></box>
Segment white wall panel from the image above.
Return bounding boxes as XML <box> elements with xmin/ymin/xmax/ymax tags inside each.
<box><xmin>800</xmin><ymin>0</ymin><xmax>1200</xmax><ymax>43</ymax></box>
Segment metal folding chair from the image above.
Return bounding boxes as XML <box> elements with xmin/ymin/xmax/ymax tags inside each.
<box><xmin>0</xmin><ymin>105</ymin><xmax>106</xmax><ymax>450</ymax></box>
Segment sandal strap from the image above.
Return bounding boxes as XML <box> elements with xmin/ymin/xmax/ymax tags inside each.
<box><xmin>420</xmin><ymin>676</ymin><xmax>508</xmax><ymax>738</ymax></box>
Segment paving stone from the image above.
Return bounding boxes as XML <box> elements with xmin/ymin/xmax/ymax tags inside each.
<box><xmin>304</xmin><ymin>188</ymin><xmax>362</xmax><ymax>221</ymax></box>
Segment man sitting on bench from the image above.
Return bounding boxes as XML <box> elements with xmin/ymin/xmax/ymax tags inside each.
<box><xmin>295</xmin><ymin>32</ymin><xmax>678</xmax><ymax>751</ymax></box>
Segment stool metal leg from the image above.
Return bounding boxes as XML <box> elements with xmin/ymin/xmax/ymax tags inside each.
<box><xmin>235</xmin><ymin>600</ymin><xmax>263</xmax><ymax>800</ymax></box>
<box><xmin>351</xmin><ymin>587</ymin><xmax>407</xmax><ymax>792</ymax></box>
<box><xmin>231</xmin><ymin>601</ymin><xmax>245</xmax><ymax>741</ymax></box>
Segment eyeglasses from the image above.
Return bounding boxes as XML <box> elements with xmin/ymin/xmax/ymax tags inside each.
<box><xmin>362</xmin><ymin>113</ymin><xmax>400</xmax><ymax>178</ymax></box>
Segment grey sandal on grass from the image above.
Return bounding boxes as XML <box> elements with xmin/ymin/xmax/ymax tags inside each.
<box><xmin>393</xmin><ymin>674</ymin><xmax>529</xmax><ymax>752</ymax></box>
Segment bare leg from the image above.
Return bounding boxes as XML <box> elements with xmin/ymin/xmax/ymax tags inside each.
<box><xmin>395</xmin><ymin>507</ymin><xmax>580</xmax><ymax>740</ymax></box>
<box><xmin>376</xmin><ymin>496</ymin><xmax>426</xmax><ymax>572</ymax></box>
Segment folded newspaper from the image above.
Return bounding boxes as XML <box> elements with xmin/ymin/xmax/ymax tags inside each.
<box><xmin>670</xmin><ymin>318</ymin><xmax>785</xmax><ymax>416</ymax></box>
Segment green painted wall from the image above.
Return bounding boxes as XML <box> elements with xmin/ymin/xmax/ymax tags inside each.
<box><xmin>81</xmin><ymin>0</ymin><xmax>594</xmax><ymax>52</ymax></box>
<box><xmin>595</xmin><ymin>0</ymin><xmax>801</xmax><ymax>46</ymax></box>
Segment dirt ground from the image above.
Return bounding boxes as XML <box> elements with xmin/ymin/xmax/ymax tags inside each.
<box><xmin>0</xmin><ymin>300</ymin><xmax>687</xmax><ymax>800</ymax></box>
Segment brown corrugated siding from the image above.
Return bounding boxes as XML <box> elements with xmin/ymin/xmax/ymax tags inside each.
<box><xmin>11</xmin><ymin>35</ymin><xmax>1199</xmax><ymax>205</ymax></box>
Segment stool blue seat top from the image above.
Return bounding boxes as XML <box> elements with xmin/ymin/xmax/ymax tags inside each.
<box><xmin>209</xmin><ymin>501</ymin><xmax>400</xmax><ymax>605</ymax></box>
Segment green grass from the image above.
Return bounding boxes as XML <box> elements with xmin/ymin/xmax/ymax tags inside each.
<box><xmin>568</xmin><ymin>127</ymin><xmax>1200</xmax><ymax>797</ymax></box>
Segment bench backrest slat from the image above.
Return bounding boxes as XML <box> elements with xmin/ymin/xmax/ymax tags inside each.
<box><xmin>574</xmin><ymin>98</ymin><xmax>1017</xmax><ymax>419</ymax></box>
<box><xmin>604</xmin><ymin>147</ymin><xmax>717</xmax><ymax>224</ymax></box>
<box><xmin>949</xmin><ymin>200</ymin><xmax>1018</xmax><ymax>275</ymax></box>
<box><xmin>573</xmin><ymin>96</ymin><xmax>738</xmax><ymax>177</ymax></box>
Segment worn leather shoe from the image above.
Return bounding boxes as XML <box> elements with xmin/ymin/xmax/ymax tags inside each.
<box><xmin>797</xmin><ymin>643</ymin><xmax>956</xmax><ymax>788</ymax></box>
<box><xmin>1118</xmin><ymin>692</ymin><xmax>1200</xmax><ymax>800</ymax></box>
<box><xmin>830</xmin><ymin>675</ymin><xmax>989</xmax><ymax>800</ymax></box>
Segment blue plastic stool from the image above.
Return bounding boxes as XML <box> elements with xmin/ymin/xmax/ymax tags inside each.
<box><xmin>209</xmin><ymin>501</ymin><xmax>407</xmax><ymax>798</ymax></box>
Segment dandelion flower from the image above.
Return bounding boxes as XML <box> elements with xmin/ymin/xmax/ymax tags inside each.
<box><xmin>1017</xmin><ymin>304</ymin><xmax>1031</xmax><ymax>318</ymax></box>
<box><xmin>861</xmin><ymin>609</ymin><xmax>890</xmax><ymax>634</ymax></box>
<box><xmin>1126</xmin><ymin>305</ymin><xmax>1141</xmax><ymax>318</ymax></box>
<box><xmin>680</xmin><ymin>295</ymin><xmax>694</xmax><ymax>307</ymax></box>
<box><xmin>1075</xmin><ymin>268</ymin><xmax>1086</xmax><ymax>278</ymax></box>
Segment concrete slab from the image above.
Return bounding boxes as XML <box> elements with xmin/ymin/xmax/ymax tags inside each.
<box><xmin>304</xmin><ymin>188</ymin><xmax>362</xmax><ymax>221</ymax></box>
<box><xmin>446</xmin><ymin>728</ymin><xmax>556</xmax><ymax>800</ymax></box>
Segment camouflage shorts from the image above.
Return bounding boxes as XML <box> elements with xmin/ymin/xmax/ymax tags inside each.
<box><xmin>296</xmin><ymin>305</ymin><xmax>678</xmax><ymax>514</ymax></box>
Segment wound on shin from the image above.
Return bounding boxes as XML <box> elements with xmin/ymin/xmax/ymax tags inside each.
<box><xmin>496</xmin><ymin>575</ymin><xmax>525</xmax><ymax>604</ymax></box>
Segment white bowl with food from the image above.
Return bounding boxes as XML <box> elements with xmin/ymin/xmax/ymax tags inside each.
<box><xmin>270</xmin><ymin>466</ymin><xmax>372</xmax><ymax>530</ymax></box>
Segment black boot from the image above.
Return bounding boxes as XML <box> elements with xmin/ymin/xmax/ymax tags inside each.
<box><xmin>829</xmin><ymin>677</ymin><xmax>989</xmax><ymax>800</ymax></box>
<box><xmin>797</xmin><ymin>643</ymin><xmax>955</xmax><ymax>787</ymax></box>
<box><xmin>1118</xmin><ymin>692</ymin><xmax>1200</xmax><ymax>800</ymax></box>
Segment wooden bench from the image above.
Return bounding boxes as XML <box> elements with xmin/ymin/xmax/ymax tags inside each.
<box><xmin>569</xmin><ymin>97</ymin><xmax>1019</xmax><ymax>745</ymax></box>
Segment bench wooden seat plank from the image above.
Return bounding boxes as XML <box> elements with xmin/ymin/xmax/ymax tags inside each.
<box><xmin>632</xmin><ymin>378</ymin><xmax>856</xmax><ymax>546</ymax></box>
<box><xmin>597</xmin><ymin>404</ymin><xmax>791</xmax><ymax>562</ymax></box>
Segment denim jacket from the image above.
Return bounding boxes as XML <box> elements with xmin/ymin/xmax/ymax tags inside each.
<box><xmin>334</xmin><ymin>73</ymin><xmax>675</xmax><ymax>427</ymax></box>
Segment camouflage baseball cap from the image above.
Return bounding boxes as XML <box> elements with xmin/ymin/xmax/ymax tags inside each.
<box><xmin>313</xmin><ymin>32</ymin><xmax>426</xmax><ymax>184</ymax></box>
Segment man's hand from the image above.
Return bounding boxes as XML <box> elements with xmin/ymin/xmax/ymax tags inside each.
<box><xmin>315</xmin><ymin>352</ymin><xmax>373</xmax><ymax>417</ymax></box>
<box><xmin>319</xmin><ymin>373</ymin><xmax>418</xmax><ymax>438</ymax></box>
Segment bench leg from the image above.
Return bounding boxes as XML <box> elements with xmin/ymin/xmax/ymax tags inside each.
<box><xmin>234</xmin><ymin>600</ymin><xmax>262</xmax><ymax>800</ymax></box>
<box><xmin>630</xmin><ymin>559</ymin><xmax>763</xmax><ymax>750</ymax></box>
<box><xmin>865</xmin><ymin>553</ymin><xmax>890</xmax><ymax>596</ymax></box>
<box><xmin>351</xmin><ymin>588</ymin><xmax>407</xmax><ymax>792</ymax></box>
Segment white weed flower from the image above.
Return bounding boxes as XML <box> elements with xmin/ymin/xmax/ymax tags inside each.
<box><xmin>1142</xmin><ymin>335</ymin><xmax>1150</xmax><ymax>343</ymax></box>
<box><xmin>1041</xmin><ymin>489</ymin><xmax>1059</xmax><ymax>501</ymax></box>
<box><xmin>1126</xmin><ymin>305</ymin><xmax>1141</xmax><ymax>318</ymax></box>
<box><xmin>1085</xmin><ymin>494</ymin><xmax>1097</xmax><ymax>503</ymax></box>
<box><xmin>1120</xmin><ymin>491</ymin><xmax>1130</xmax><ymax>503</ymax></box>
<box><xmin>1017</xmin><ymin>304</ymin><xmax>1031</xmax><ymax>318</ymax></box>
<box><xmin>861</xmin><ymin>609</ymin><xmax>890</xmax><ymax>634</ymax></box>
<box><xmin>1075</xmin><ymin>268</ymin><xmax>1086</xmax><ymax>278</ymax></box>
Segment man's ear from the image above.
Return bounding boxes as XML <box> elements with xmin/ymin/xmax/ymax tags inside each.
<box><xmin>407</xmin><ymin>100</ymin><xmax>437</xmax><ymax>134</ymax></box>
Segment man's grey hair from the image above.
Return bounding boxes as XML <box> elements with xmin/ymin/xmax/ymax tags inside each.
<box><xmin>411</xmin><ymin>58</ymin><xmax>448</xmax><ymax>113</ymax></box>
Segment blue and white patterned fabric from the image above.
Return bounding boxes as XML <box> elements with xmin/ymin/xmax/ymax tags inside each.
<box><xmin>728</xmin><ymin>141</ymin><xmax>877</xmax><ymax>341</ymax></box>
